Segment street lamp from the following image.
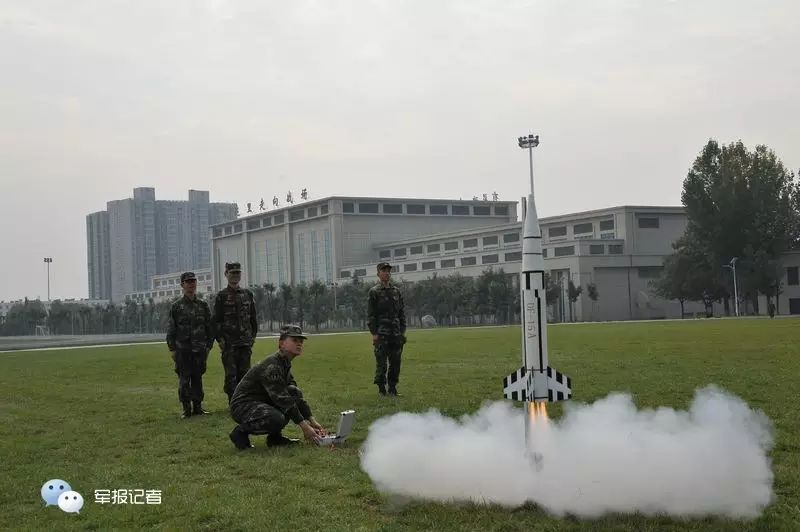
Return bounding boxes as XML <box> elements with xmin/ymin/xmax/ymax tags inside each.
<box><xmin>723</xmin><ymin>257</ymin><xmax>739</xmax><ymax>317</ymax></box>
<box><xmin>517</xmin><ymin>134</ymin><xmax>540</xmax><ymax>196</ymax></box>
<box><xmin>43</xmin><ymin>257</ymin><xmax>53</xmax><ymax>300</ymax></box>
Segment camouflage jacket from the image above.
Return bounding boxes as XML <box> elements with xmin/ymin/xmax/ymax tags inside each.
<box><xmin>230</xmin><ymin>351</ymin><xmax>308</xmax><ymax>424</ymax></box>
<box><xmin>367</xmin><ymin>282</ymin><xmax>406</xmax><ymax>337</ymax></box>
<box><xmin>166</xmin><ymin>296</ymin><xmax>213</xmax><ymax>353</ymax></box>
<box><xmin>213</xmin><ymin>285</ymin><xmax>258</xmax><ymax>349</ymax></box>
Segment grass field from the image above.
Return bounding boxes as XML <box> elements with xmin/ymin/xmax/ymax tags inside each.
<box><xmin>1</xmin><ymin>319</ymin><xmax>799</xmax><ymax>531</ymax></box>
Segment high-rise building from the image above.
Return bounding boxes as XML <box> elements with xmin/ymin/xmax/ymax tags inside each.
<box><xmin>86</xmin><ymin>211</ymin><xmax>112</xmax><ymax>300</ymax></box>
<box><xmin>87</xmin><ymin>187</ymin><xmax>237</xmax><ymax>302</ymax></box>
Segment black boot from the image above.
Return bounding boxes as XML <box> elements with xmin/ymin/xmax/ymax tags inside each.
<box><xmin>229</xmin><ymin>427</ymin><xmax>253</xmax><ymax>450</ymax></box>
<box><xmin>266</xmin><ymin>433</ymin><xmax>300</xmax><ymax>447</ymax></box>
<box><xmin>378</xmin><ymin>384</ymin><xmax>387</xmax><ymax>396</ymax></box>
<box><xmin>388</xmin><ymin>386</ymin><xmax>401</xmax><ymax>397</ymax></box>
<box><xmin>181</xmin><ymin>402</ymin><xmax>192</xmax><ymax>419</ymax></box>
<box><xmin>192</xmin><ymin>402</ymin><xmax>210</xmax><ymax>415</ymax></box>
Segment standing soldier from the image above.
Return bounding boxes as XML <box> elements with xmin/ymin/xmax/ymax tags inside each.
<box><xmin>214</xmin><ymin>262</ymin><xmax>259</xmax><ymax>404</ymax></box>
<box><xmin>167</xmin><ymin>272</ymin><xmax>214</xmax><ymax>418</ymax></box>
<box><xmin>367</xmin><ymin>262</ymin><xmax>407</xmax><ymax>396</ymax></box>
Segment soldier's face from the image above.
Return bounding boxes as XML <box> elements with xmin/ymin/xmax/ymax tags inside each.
<box><xmin>280</xmin><ymin>336</ymin><xmax>305</xmax><ymax>356</ymax></box>
<box><xmin>181</xmin><ymin>279</ymin><xmax>197</xmax><ymax>296</ymax></box>
<box><xmin>378</xmin><ymin>268</ymin><xmax>391</xmax><ymax>283</ymax></box>
<box><xmin>225</xmin><ymin>270</ymin><xmax>242</xmax><ymax>285</ymax></box>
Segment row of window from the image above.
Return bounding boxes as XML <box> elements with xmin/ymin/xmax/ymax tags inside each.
<box><xmin>547</xmin><ymin>219</ymin><xmax>616</xmax><ymax>240</ymax></box>
<box><xmin>339</xmin><ymin>252</ymin><xmax>524</xmax><ymax>278</ymax></box>
<box><xmin>130</xmin><ymin>286</ymin><xmax>213</xmax><ymax>299</ymax></box>
<box><xmin>214</xmin><ymin>205</ymin><xmax>330</xmax><ymax>237</ymax></box>
<box><xmin>343</xmin><ymin>202</ymin><xmax>509</xmax><ymax>217</ymax></box>
<box><xmin>154</xmin><ymin>274</ymin><xmax>211</xmax><ymax>287</ymax></box>
<box><xmin>546</xmin><ymin>244</ymin><xmax>624</xmax><ymax>257</ymax></box>
<box><xmin>379</xmin><ymin>232</ymin><xmax>520</xmax><ymax>259</ymax></box>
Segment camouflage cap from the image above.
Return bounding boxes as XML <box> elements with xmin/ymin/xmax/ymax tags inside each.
<box><xmin>225</xmin><ymin>262</ymin><xmax>242</xmax><ymax>273</ymax></box>
<box><xmin>279</xmin><ymin>324</ymin><xmax>308</xmax><ymax>339</ymax></box>
<box><xmin>377</xmin><ymin>262</ymin><xmax>392</xmax><ymax>271</ymax></box>
<box><xmin>180</xmin><ymin>271</ymin><xmax>197</xmax><ymax>282</ymax></box>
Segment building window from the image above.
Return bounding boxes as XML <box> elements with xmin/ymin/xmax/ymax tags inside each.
<box><xmin>463</xmin><ymin>238</ymin><xmax>478</xmax><ymax>249</ymax></box>
<box><xmin>444</xmin><ymin>241</ymin><xmax>458</xmax><ymax>251</ymax></box>
<box><xmin>274</xmin><ymin>214</ymin><xmax>284</xmax><ymax>224</ymax></box>
<box><xmin>482</xmin><ymin>254</ymin><xmax>499</xmax><ymax>264</ymax></box>
<box><xmin>340</xmin><ymin>270</ymin><xmax>351</xmax><ymax>278</ymax></box>
<box><xmin>483</xmin><ymin>236</ymin><xmax>498</xmax><ymax>246</ymax></box>
<box><xmin>436</xmin><ymin>259</ymin><xmax>453</xmax><ymax>268</ymax></box>
<box><xmin>590</xmin><ymin>244</ymin><xmax>605</xmax><ymax>255</ymax></box>
<box><xmin>554</xmin><ymin>246</ymin><xmax>574</xmax><ymax>257</ymax></box>
<box><xmin>410</xmin><ymin>245</ymin><xmax>423</xmax><ymax>255</ymax></box>
<box><xmin>542</xmin><ymin>248</ymin><xmax>548</xmax><ymax>258</ymax></box>
<box><xmin>788</xmin><ymin>266</ymin><xmax>799</xmax><ymax>286</ymax></box>
<box><xmin>430</xmin><ymin>204</ymin><xmax>448</xmax><ymax>215</ymax></box>
<box><xmin>461</xmin><ymin>257</ymin><xmax>477</xmax><ymax>266</ymax></box>
<box><xmin>503</xmin><ymin>232</ymin><xmax>520</xmax><ymax>243</ymax></box>
<box><xmin>224</xmin><ymin>226</ymin><xmax>233</xmax><ymax>235</ymax></box>
<box><xmin>358</xmin><ymin>203</ymin><xmax>379</xmax><ymax>214</ymax></box>
<box><xmin>474</xmin><ymin>206</ymin><xmax>490</xmax><ymax>216</ymax></box>
<box><xmin>290</xmin><ymin>210</ymin><xmax>305</xmax><ymax>221</ymax></box>
<box><xmin>394</xmin><ymin>248</ymin><xmax>407</xmax><ymax>257</ymax></box>
<box><xmin>213</xmin><ymin>227</ymin><xmax>222</xmax><ymax>237</ymax></box>
<box><xmin>427</xmin><ymin>243</ymin><xmax>440</xmax><ymax>253</ymax></box>
<box><xmin>600</xmin><ymin>233</ymin><xmax>615</xmax><ymax>240</ymax></box>
<box><xmin>422</xmin><ymin>261</ymin><xmax>436</xmax><ymax>270</ymax></box>
<box><xmin>549</xmin><ymin>226</ymin><xmax>567</xmax><ymax>238</ymax></box>
<box><xmin>233</xmin><ymin>223</ymin><xmax>243</xmax><ymax>232</ymax></box>
<box><xmin>638</xmin><ymin>267</ymin><xmax>663</xmax><ymax>279</ymax></box>
<box><xmin>600</xmin><ymin>219</ymin><xmax>614</xmax><ymax>231</ymax></box>
<box><xmin>505</xmin><ymin>252</ymin><xmax>522</xmax><ymax>262</ymax></box>
<box><xmin>495</xmin><ymin>206</ymin><xmax>509</xmax><ymax>216</ymax></box>
<box><xmin>609</xmin><ymin>244</ymin><xmax>623</xmax><ymax>254</ymax></box>
<box><xmin>354</xmin><ymin>268</ymin><xmax>367</xmax><ymax>277</ymax></box>
<box><xmin>379</xmin><ymin>250</ymin><xmax>391</xmax><ymax>259</ymax></box>
<box><xmin>263</xmin><ymin>217</ymin><xmax>272</xmax><ymax>227</ymax></box>
<box><xmin>638</xmin><ymin>217</ymin><xmax>660</xmax><ymax>229</ymax></box>
<box><xmin>452</xmin><ymin>205</ymin><xmax>470</xmax><ymax>215</ymax></box>
<box><xmin>343</xmin><ymin>202</ymin><xmax>354</xmax><ymax>213</ymax></box>
<box><xmin>407</xmin><ymin>204</ymin><xmax>426</xmax><ymax>214</ymax></box>
<box><xmin>391</xmin><ymin>266</ymin><xmax>399</xmax><ymax>273</ymax></box>
<box><xmin>383</xmin><ymin>203</ymin><xmax>403</xmax><ymax>214</ymax></box>
<box><xmin>307</xmin><ymin>207</ymin><xmax>318</xmax><ymax>217</ymax></box>
<box><xmin>404</xmin><ymin>263</ymin><xmax>418</xmax><ymax>272</ymax></box>
<box><xmin>574</xmin><ymin>222</ymin><xmax>593</xmax><ymax>234</ymax></box>
<box><xmin>320</xmin><ymin>205</ymin><xmax>329</xmax><ymax>215</ymax></box>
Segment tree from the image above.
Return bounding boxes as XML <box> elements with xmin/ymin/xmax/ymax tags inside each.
<box><xmin>650</xmin><ymin>246</ymin><xmax>694</xmax><ymax>318</ymax></box>
<box><xmin>586</xmin><ymin>282</ymin><xmax>599</xmax><ymax>321</ymax></box>
<box><xmin>263</xmin><ymin>283</ymin><xmax>277</xmax><ymax>331</ymax></box>
<box><xmin>278</xmin><ymin>284</ymin><xmax>293</xmax><ymax>325</ymax></box>
<box><xmin>567</xmin><ymin>279</ymin><xmax>582</xmax><ymax>322</ymax></box>
<box><xmin>307</xmin><ymin>280</ymin><xmax>327</xmax><ymax>331</ymax></box>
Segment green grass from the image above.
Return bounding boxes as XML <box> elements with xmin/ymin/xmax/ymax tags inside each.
<box><xmin>1</xmin><ymin>319</ymin><xmax>799</xmax><ymax>531</ymax></box>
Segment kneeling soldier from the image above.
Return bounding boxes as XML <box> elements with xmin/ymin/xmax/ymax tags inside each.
<box><xmin>228</xmin><ymin>324</ymin><xmax>327</xmax><ymax>450</ymax></box>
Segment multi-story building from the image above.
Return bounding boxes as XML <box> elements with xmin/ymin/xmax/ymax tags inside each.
<box><xmin>87</xmin><ymin>187</ymin><xmax>237</xmax><ymax>301</ymax></box>
<box><xmin>210</xmin><ymin>196</ymin><xmax>518</xmax><ymax>289</ymax></box>
<box><xmin>124</xmin><ymin>268</ymin><xmax>214</xmax><ymax>304</ymax></box>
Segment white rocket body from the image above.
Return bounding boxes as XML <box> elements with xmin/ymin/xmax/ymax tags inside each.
<box><xmin>503</xmin><ymin>193</ymin><xmax>572</xmax><ymax>403</ymax></box>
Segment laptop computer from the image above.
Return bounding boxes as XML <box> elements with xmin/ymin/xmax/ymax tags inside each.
<box><xmin>316</xmin><ymin>410</ymin><xmax>356</xmax><ymax>446</ymax></box>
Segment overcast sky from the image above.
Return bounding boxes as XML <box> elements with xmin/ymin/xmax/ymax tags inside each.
<box><xmin>1</xmin><ymin>0</ymin><xmax>797</xmax><ymax>302</ymax></box>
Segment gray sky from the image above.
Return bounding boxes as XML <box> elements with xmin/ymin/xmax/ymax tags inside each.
<box><xmin>1</xmin><ymin>0</ymin><xmax>798</xmax><ymax>302</ymax></box>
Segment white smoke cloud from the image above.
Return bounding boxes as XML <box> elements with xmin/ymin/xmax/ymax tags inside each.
<box><xmin>359</xmin><ymin>386</ymin><xmax>774</xmax><ymax>519</ymax></box>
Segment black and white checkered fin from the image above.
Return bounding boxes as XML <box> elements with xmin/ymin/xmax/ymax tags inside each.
<box><xmin>502</xmin><ymin>367</ymin><xmax>532</xmax><ymax>402</ymax></box>
<box><xmin>546</xmin><ymin>366</ymin><xmax>572</xmax><ymax>402</ymax></box>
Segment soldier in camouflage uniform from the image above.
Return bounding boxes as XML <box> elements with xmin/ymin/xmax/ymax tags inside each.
<box><xmin>367</xmin><ymin>262</ymin><xmax>407</xmax><ymax>396</ymax></box>
<box><xmin>213</xmin><ymin>262</ymin><xmax>259</xmax><ymax>404</ymax></box>
<box><xmin>228</xmin><ymin>324</ymin><xmax>327</xmax><ymax>450</ymax></box>
<box><xmin>166</xmin><ymin>271</ymin><xmax>214</xmax><ymax>418</ymax></box>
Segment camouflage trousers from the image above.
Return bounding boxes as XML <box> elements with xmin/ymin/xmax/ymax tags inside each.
<box><xmin>221</xmin><ymin>345</ymin><xmax>252</xmax><ymax>401</ymax></box>
<box><xmin>176</xmin><ymin>349</ymin><xmax>207</xmax><ymax>403</ymax></box>
<box><xmin>373</xmin><ymin>337</ymin><xmax>403</xmax><ymax>387</ymax></box>
<box><xmin>230</xmin><ymin>387</ymin><xmax>312</xmax><ymax>436</ymax></box>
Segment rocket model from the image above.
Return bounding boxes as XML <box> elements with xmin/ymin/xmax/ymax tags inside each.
<box><xmin>503</xmin><ymin>134</ymin><xmax>572</xmax><ymax>405</ymax></box>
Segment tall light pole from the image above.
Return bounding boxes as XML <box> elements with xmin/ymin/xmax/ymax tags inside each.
<box><xmin>723</xmin><ymin>257</ymin><xmax>739</xmax><ymax>317</ymax></box>
<box><xmin>43</xmin><ymin>257</ymin><xmax>53</xmax><ymax>301</ymax></box>
<box><xmin>517</xmin><ymin>134</ymin><xmax>540</xmax><ymax>196</ymax></box>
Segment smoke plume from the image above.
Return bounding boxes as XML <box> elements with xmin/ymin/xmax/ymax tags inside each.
<box><xmin>359</xmin><ymin>386</ymin><xmax>774</xmax><ymax>518</ymax></box>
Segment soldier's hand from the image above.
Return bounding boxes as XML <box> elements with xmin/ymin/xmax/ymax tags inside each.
<box><xmin>372</xmin><ymin>334</ymin><xmax>379</xmax><ymax>346</ymax></box>
<box><xmin>308</xmin><ymin>417</ymin><xmax>327</xmax><ymax>436</ymax></box>
<box><xmin>300</xmin><ymin>421</ymin><xmax>321</xmax><ymax>444</ymax></box>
